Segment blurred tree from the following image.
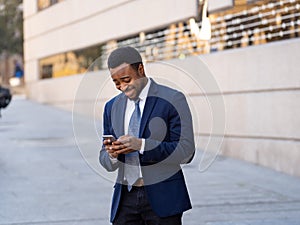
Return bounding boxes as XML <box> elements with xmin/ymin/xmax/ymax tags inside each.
<box><xmin>0</xmin><ymin>0</ymin><xmax>23</xmax><ymax>85</ymax></box>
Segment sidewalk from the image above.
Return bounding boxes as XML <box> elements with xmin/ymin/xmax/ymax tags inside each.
<box><xmin>1</xmin><ymin>98</ymin><xmax>300</xmax><ymax>225</ymax></box>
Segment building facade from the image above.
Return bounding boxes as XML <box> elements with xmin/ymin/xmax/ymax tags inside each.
<box><xmin>23</xmin><ymin>0</ymin><xmax>300</xmax><ymax>176</ymax></box>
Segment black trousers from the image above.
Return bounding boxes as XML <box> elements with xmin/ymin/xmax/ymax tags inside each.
<box><xmin>113</xmin><ymin>185</ymin><xmax>182</xmax><ymax>225</ymax></box>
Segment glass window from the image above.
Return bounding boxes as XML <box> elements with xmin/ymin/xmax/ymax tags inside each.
<box><xmin>38</xmin><ymin>0</ymin><xmax>300</xmax><ymax>79</ymax></box>
<box><xmin>37</xmin><ymin>0</ymin><xmax>64</xmax><ymax>11</ymax></box>
<box><xmin>39</xmin><ymin>44</ymin><xmax>104</xmax><ymax>79</ymax></box>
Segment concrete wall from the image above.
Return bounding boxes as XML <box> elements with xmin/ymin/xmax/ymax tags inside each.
<box><xmin>23</xmin><ymin>0</ymin><xmax>197</xmax><ymax>82</ymax></box>
<box><xmin>26</xmin><ymin>38</ymin><xmax>300</xmax><ymax>177</ymax></box>
<box><xmin>200</xmin><ymin>39</ymin><xmax>300</xmax><ymax>176</ymax></box>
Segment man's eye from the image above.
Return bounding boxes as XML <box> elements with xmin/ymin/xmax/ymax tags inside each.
<box><xmin>122</xmin><ymin>78</ymin><xmax>131</xmax><ymax>83</ymax></box>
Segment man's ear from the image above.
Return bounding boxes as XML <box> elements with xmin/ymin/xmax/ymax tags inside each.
<box><xmin>138</xmin><ymin>64</ymin><xmax>145</xmax><ymax>76</ymax></box>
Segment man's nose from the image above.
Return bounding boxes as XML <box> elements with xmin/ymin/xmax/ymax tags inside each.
<box><xmin>119</xmin><ymin>83</ymin><xmax>128</xmax><ymax>92</ymax></box>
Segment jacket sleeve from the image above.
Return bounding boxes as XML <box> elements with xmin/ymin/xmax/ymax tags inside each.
<box><xmin>99</xmin><ymin>102</ymin><xmax>120</xmax><ymax>172</ymax></box>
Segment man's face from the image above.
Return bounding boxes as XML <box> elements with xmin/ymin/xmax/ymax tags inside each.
<box><xmin>110</xmin><ymin>63</ymin><xmax>146</xmax><ymax>100</ymax></box>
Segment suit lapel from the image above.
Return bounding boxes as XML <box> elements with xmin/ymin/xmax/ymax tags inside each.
<box><xmin>111</xmin><ymin>93</ymin><xmax>127</xmax><ymax>138</ymax></box>
<box><xmin>139</xmin><ymin>79</ymin><xmax>158</xmax><ymax>136</ymax></box>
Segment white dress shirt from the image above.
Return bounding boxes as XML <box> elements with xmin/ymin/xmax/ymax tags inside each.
<box><xmin>109</xmin><ymin>78</ymin><xmax>151</xmax><ymax>166</ymax></box>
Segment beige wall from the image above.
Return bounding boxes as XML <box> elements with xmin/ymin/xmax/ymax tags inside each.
<box><xmin>200</xmin><ymin>39</ymin><xmax>300</xmax><ymax>176</ymax></box>
<box><xmin>23</xmin><ymin>0</ymin><xmax>197</xmax><ymax>82</ymax></box>
<box><xmin>26</xmin><ymin>38</ymin><xmax>300</xmax><ymax>177</ymax></box>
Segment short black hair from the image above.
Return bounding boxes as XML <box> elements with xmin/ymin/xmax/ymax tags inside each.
<box><xmin>107</xmin><ymin>46</ymin><xmax>143</xmax><ymax>70</ymax></box>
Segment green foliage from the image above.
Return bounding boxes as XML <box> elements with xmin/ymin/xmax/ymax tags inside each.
<box><xmin>0</xmin><ymin>0</ymin><xmax>23</xmax><ymax>55</ymax></box>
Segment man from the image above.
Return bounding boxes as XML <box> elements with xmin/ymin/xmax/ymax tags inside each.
<box><xmin>99</xmin><ymin>46</ymin><xmax>195</xmax><ymax>225</ymax></box>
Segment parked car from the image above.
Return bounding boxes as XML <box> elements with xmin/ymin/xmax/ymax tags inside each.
<box><xmin>0</xmin><ymin>85</ymin><xmax>12</xmax><ymax>117</ymax></box>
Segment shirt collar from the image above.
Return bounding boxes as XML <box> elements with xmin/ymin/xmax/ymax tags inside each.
<box><xmin>138</xmin><ymin>77</ymin><xmax>151</xmax><ymax>102</ymax></box>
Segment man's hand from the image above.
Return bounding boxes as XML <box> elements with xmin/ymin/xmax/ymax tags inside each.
<box><xmin>103</xmin><ymin>139</ymin><xmax>119</xmax><ymax>158</ymax></box>
<box><xmin>104</xmin><ymin>135</ymin><xmax>142</xmax><ymax>156</ymax></box>
<box><xmin>115</xmin><ymin>135</ymin><xmax>142</xmax><ymax>154</ymax></box>
<box><xmin>114</xmin><ymin>135</ymin><xmax>142</xmax><ymax>155</ymax></box>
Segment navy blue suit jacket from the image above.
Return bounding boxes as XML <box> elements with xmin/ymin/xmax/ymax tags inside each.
<box><xmin>99</xmin><ymin>79</ymin><xmax>195</xmax><ymax>223</ymax></box>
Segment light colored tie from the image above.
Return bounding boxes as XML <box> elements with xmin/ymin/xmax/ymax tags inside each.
<box><xmin>125</xmin><ymin>99</ymin><xmax>141</xmax><ymax>191</ymax></box>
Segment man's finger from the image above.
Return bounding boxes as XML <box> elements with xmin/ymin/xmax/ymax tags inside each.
<box><xmin>103</xmin><ymin>139</ymin><xmax>111</xmax><ymax>145</ymax></box>
<box><xmin>113</xmin><ymin>140</ymin><xmax>123</xmax><ymax>145</ymax></box>
<box><xmin>115</xmin><ymin>148</ymin><xmax>135</xmax><ymax>154</ymax></box>
<box><xmin>114</xmin><ymin>148</ymin><xmax>128</xmax><ymax>154</ymax></box>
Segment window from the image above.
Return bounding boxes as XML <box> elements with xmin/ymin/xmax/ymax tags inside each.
<box><xmin>37</xmin><ymin>0</ymin><xmax>64</xmax><ymax>11</ymax></box>
<box><xmin>39</xmin><ymin>44</ymin><xmax>104</xmax><ymax>79</ymax></box>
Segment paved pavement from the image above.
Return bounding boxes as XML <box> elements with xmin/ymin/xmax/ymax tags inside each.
<box><xmin>1</xmin><ymin>98</ymin><xmax>300</xmax><ymax>225</ymax></box>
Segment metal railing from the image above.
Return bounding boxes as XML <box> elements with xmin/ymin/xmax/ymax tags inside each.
<box><xmin>100</xmin><ymin>0</ymin><xmax>300</xmax><ymax>68</ymax></box>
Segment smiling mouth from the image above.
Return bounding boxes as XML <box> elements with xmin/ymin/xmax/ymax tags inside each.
<box><xmin>125</xmin><ymin>89</ymin><xmax>134</xmax><ymax>96</ymax></box>
<box><xmin>123</xmin><ymin>86</ymin><xmax>133</xmax><ymax>93</ymax></box>
<box><xmin>124</xmin><ymin>88</ymin><xmax>136</xmax><ymax>99</ymax></box>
